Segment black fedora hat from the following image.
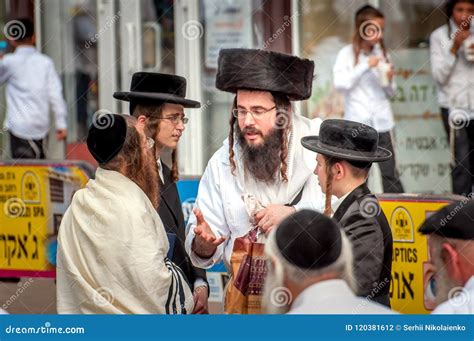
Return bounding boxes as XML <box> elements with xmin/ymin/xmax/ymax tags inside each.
<box><xmin>113</xmin><ymin>72</ymin><xmax>201</xmax><ymax>108</ymax></box>
<box><xmin>301</xmin><ymin>119</ymin><xmax>392</xmax><ymax>162</ymax></box>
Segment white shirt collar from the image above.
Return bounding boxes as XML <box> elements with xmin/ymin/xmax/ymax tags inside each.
<box><xmin>14</xmin><ymin>45</ymin><xmax>36</xmax><ymax>54</ymax></box>
<box><xmin>331</xmin><ymin>191</ymin><xmax>350</xmax><ymax>216</ymax></box>
<box><xmin>290</xmin><ymin>279</ymin><xmax>353</xmax><ymax>311</ymax></box>
<box><xmin>156</xmin><ymin>158</ymin><xmax>164</xmax><ymax>183</ymax></box>
<box><xmin>465</xmin><ymin>275</ymin><xmax>474</xmax><ymax>291</ymax></box>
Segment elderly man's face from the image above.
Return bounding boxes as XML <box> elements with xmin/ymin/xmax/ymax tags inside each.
<box><xmin>236</xmin><ymin>90</ymin><xmax>277</xmax><ymax>146</ymax></box>
<box><xmin>427</xmin><ymin>236</ymin><xmax>473</xmax><ymax>307</ymax></box>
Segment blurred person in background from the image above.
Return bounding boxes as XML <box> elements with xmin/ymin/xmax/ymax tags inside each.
<box><xmin>0</xmin><ymin>18</ymin><xmax>67</xmax><ymax>159</ymax></box>
<box><xmin>333</xmin><ymin>5</ymin><xmax>404</xmax><ymax>194</ymax></box>
<box><xmin>430</xmin><ymin>0</ymin><xmax>474</xmax><ymax>196</ymax></box>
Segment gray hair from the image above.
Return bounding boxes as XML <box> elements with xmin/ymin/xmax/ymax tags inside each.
<box><xmin>264</xmin><ymin>226</ymin><xmax>356</xmax><ymax>291</ymax></box>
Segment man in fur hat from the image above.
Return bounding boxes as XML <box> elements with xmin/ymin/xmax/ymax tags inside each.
<box><xmin>301</xmin><ymin>119</ymin><xmax>393</xmax><ymax>307</ymax></box>
<box><xmin>185</xmin><ymin>48</ymin><xmax>324</xmax><ymax>273</ymax></box>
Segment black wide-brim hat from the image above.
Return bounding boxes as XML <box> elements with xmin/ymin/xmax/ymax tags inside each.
<box><xmin>301</xmin><ymin>119</ymin><xmax>392</xmax><ymax>162</ymax></box>
<box><xmin>113</xmin><ymin>72</ymin><xmax>201</xmax><ymax>108</ymax></box>
<box><xmin>215</xmin><ymin>48</ymin><xmax>315</xmax><ymax>101</ymax></box>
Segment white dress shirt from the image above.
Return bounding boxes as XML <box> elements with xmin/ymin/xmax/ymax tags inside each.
<box><xmin>432</xmin><ymin>276</ymin><xmax>474</xmax><ymax>314</ymax></box>
<box><xmin>333</xmin><ymin>44</ymin><xmax>396</xmax><ymax>133</ymax></box>
<box><xmin>0</xmin><ymin>46</ymin><xmax>67</xmax><ymax>140</ymax></box>
<box><xmin>430</xmin><ymin>21</ymin><xmax>474</xmax><ymax>113</ymax></box>
<box><xmin>185</xmin><ymin>114</ymin><xmax>325</xmax><ymax>270</ymax></box>
<box><xmin>287</xmin><ymin>279</ymin><xmax>395</xmax><ymax>314</ymax></box>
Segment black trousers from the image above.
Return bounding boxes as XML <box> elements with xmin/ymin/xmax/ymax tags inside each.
<box><xmin>9</xmin><ymin>132</ymin><xmax>46</xmax><ymax>159</ymax></box>
<box><xmin>378</xmin><ymin>131</ymin><xmax>404</xmax><ymax>193</ymax></box>
<box><xmin>451</xmin><ymin>120</ymin><xmax>474</xmax><ymax>196</ymax></box>
<box><xmin>440</xmin><ymin>107</ymin><xmax>451</xmax><ymax>140</ymax></box>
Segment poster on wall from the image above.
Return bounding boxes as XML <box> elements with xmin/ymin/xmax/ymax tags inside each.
<box><xmin>204</xmin><ymin>0</ymin><xmax>253</xmax><ymax>69</ymax></box>
<box><xmin>0</xmin><ymin>164</ymin><xmax>89</xmax><ymax>278</ymax></box>
<box><xmin>390</xmin><ymin>49</ymin><xmax>450</xmax><ymax>194</ymax></box>
<box><xmin>379</xmin><ymin>195</ymin><xmax>460</xmax><ymax>314</ymax></box>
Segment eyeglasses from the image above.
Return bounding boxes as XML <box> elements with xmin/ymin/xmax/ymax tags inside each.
<box><xmin>232</xmin><ymin>106</ymin><xmax>276</xmax><ymax>120</ymax></box>
<box><xmin>149</xmin><ymin>114</ymin><xmax>189</xmax><ymax>125</ymax></box>
<box><xmin>145</xmin><ymin>137</ymin><xmax>155</xmax><ymax>149</ymax></box>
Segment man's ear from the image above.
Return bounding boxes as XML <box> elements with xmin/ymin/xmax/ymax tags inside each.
<box><xmin>135</xmin><ymin>115</ymin><xmax>147</xmax><ymax>133</ymax></box>
<box><xmin>440</xmin><ymin>242</ymin><xmax>463</xmax><ymax>284</ymax></box>
<box><xmin>333</xmin><ymin>162</ymin><xmax>345</xmax><ymax>180</ymax></box>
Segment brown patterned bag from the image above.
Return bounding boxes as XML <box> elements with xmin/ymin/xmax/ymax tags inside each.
<box><xmin>224</xmin><ymin>228</ymin><xmax>267</xmax><ymax>314</ymax></box>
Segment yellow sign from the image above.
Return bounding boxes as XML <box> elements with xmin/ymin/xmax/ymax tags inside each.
<box><xmin>380</xmin><ymin>197</ymin><xmax>458</xmax><ymax>314</ymax></box>
<box><xmin>21</xmin><ymin>171</ymin><xmax>41</xmax><ymax>203</ymax></box>
<box><xmin>0</xmin><ymin>165</ymin><xmax>89</xmax><ymax>277</ymax></box>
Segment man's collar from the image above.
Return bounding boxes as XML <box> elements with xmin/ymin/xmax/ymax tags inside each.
<box><xmin>14</xmin><ymin>45</ymin><xmax>36</xmax><ymax>53</ymax></box>
<box><xmin>332</xmin><ymin>182</ymin><xmax>371</xmax><ymax>221</ymax></box>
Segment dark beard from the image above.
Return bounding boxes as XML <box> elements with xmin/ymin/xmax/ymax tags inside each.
<box><xmin>237</xmin><ymin>125</ymin><xmax>282</xmax><ymax>184</ymax></box>
<box><xmin>127</xmin><ymin>148</ymin><xmax>160</xmax><ymax>209</ymax></box>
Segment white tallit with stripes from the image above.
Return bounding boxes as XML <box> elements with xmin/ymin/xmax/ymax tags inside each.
<box><xmin>57</xmin><ymin>167</ymin><xmax>193</xmax><ymax>314</ymax></box>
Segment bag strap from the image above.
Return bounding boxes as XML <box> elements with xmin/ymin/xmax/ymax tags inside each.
<box><xmin>286</xmin><ymin>186</ymin><xmax>304</xmax><ymax>207</ymax></box>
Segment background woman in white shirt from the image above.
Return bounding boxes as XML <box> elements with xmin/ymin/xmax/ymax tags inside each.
<box><xmin>333</xmin><ymin>5</ymin><xmax>404</xmax><ymax>193</ymax></box>
<box><xmin>430</xmin><ymin>0</ymin><xmax>474</xmax><ymax>196</ymax></box>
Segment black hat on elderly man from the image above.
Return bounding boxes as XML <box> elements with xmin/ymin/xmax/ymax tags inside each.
<box><xmin>215</xmin><ymin>48</ymin><xmax>315</xmax><ymax>101</ymax></box>
<box><xmin>301</xmin><ymin>119</ymin><xmax>392</xmax><ymax>163</ymax></box>
<box><xmin>419</xmin><ymin>199</ymin><xmax>474</xmax><ymax>240</ymax></box>
<box><xmin>113</xmin><ymin>72</ymin><xmax>201</xmax><ymax>108</ymax></box>
<box><xmin>275</xmin><ymin>209</ymin><xmax>343</xmax><ymax>270</ymax></box>
<box><xmin>87</xmin><ymin>113</ymin><xmax>127</xmax><ymax>165</ymax></box>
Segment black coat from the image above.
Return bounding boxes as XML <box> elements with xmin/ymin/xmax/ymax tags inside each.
<box><xmin>158</xmin><ymin>163</ymin><xmax>207</xmax><ymax>290</ymax></box>
<box><xmin>333</xmin><ymin>183</ymin><xmax>393</xmax><ymax>307</ymax></box>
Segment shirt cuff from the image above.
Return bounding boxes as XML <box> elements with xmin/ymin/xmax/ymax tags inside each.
<box><xmin>55</xmin><ymin>117</ymin><xmax>67</xmax><ymax>130</ymax></box>
<box><xmin>189</xmin><ymin>248</ymin><xmax>220</xmax><ymax>269</ymax></box>
<box><xmin>193</xmin><ymin>278</ymin><xmax>208</xmax><ymax>290</ymax></box>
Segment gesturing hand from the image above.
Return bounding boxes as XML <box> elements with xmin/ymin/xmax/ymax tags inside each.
<box><xmin>192</xmin><ymin>208</ymin><xmax>226</xmax><ymax>258</ymax></box>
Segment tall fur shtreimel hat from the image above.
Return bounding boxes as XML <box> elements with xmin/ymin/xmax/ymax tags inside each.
<box><xmin>215</xmin><ymin>48</ymin><xmax>315</xmax><ymax>101</ymax></box>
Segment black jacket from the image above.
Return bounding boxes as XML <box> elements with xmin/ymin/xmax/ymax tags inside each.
<box><xmin>158</xmin><ymin>163</ymin><xmax>207</xmax><ymax>290</ymax></box>
<box><xmin>333</xmin><ymin>183</ymin><xmax>393</xmax><ymax>307</ymax></box>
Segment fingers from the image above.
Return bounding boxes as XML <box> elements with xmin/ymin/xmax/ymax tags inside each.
<box><xmin>213</xmin><ymin>236</ymin><xmax>226</xmax><ymax>246</ymax></box>
<box><xmin>254</xmin><ymin>209</ymin><xmax>266</xmax><ymax>222</ymax></box>
<box><xmin>264</xmin><ymin>225</ymin><xmax>276</xmax><ymax>237</ymax></box>
<box><xmin>194</xmin><ymin>227</ymin><xmax>219</xmax><ymax>244</ymax></box>
<box><xmin>193</xmin><ymin>208</ymin><xmax>204</xmax><ymax>225</ymax></box>
<box><xmin>260</xmin><ymin>219</ymin><xmax>273</xmax><ymax>234</ymax></box>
